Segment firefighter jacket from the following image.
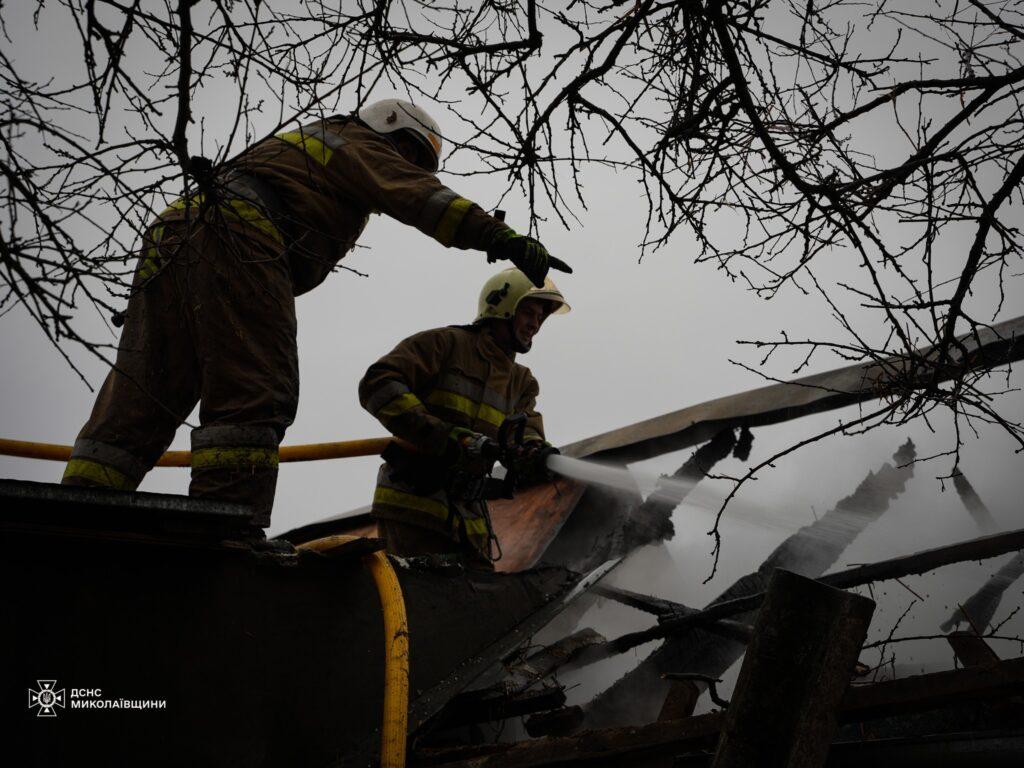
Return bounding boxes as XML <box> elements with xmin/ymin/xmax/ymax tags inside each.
<box><xmin>154</xmin><ymin>118</ymin><xmax>510</xmax><ymax>296</ymax></box>
<box><xmin>359</xmin><ymin>325</ymin><xmax>545</xmax><ymax>555</ymax></box>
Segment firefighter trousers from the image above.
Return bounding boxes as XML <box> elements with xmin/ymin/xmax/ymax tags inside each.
<box><xmin>61</xmin><ymin>219</ymin><xmax>298</xmax><ymax>527</ymax></box>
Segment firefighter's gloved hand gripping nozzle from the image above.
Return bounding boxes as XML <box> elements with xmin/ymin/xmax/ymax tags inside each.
<box><xmin>449</xmin><ymin>414</ymin><xmax>556</xmax><ymax>502</ymax></box>
<box><xmin>448</xmin><ymin>414</ymin><xmax>560</xmax><ymax>561</ymax></box>
<box><xmin>379</xmin><ymin>414</ymin><xmax>558</xmax><ymax>562</ymax></box>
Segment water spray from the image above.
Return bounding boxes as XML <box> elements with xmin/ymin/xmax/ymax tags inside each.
<box><xmin>533</xmin><ymin>453</ymin><xmax>821</xmax><ymax>536</ymax></box>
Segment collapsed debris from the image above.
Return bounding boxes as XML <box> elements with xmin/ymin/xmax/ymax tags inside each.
<box><xmin>580</xmin><ymin>439</ymin><xmax>917</xmax><ymax>729</ymax></box>
<box><xmin>943</xmin><ymin>475</ymin><xmax>1022</xmax><ymax>632</ymax></box>
<box><xmin>952</xmin><ymin>469</ymin><xmax>999</xmax><ymax>532</ymax></box>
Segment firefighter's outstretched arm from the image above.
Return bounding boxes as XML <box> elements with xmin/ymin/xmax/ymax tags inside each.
<box><xmin>335</xmin><ymin>130</ymin><xmax>570</xmax><ymax>287</ymax></box>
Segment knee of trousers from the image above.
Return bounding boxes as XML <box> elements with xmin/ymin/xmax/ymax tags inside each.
<box><xmin>189</xmin><ymin>425</ymin><xmax>280</xmax><ymax>527</ymax></box>
<box><xmin>61</xmin><ymin>438</ymin><xmax>149</xmax><ymax>491</ymax></box>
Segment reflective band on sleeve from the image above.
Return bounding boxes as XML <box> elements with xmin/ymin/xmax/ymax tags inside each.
<box><xmin>378</xmin><ymin>392</ymin><xmax>425</xmax><ymax>420</ymax></box>
<box><xmin>373</xmin><ymin>487</ymin><xmax>450</xmax><ymax>521</ymax></box>
<box><xmin>191</xmin><ymin>446</ymin><xmax>279</xmax><ymax>471</ymax></box>
<box><xmin>161</xmin><ymin>194</ymin><xmax>284</xmax><ymax>244</ymax></box>
<box><xmin>425</xmin><ymin>390</ymin><xmax>505</xmax><ymax>428</ymax></box>
<box><xmin>365</xmin><ymin>379</ymin><xmax>413</xmax><ymax>415</ymax></box>
<box><xmin>62</xmin><ymin>459</ymin><xmax>136</xmax><ymax>491</ymax></box>
<box><xmin>138</xmin><ymin>224</ymin><xmax>166</xmax><ymax>282</ymax></box>
<box><xmin>222</xmin><ymin>199</ymin><xmax>284</xmax><ymax>244</ymax></box>
<box><xmin>433</xmin><ymin>197</ymin><xmax>474</xmax><ymax>247</ymax></box>
<box><xmin>419</xmin><ymin>188</ymin><xmax>459</xmax><ymax>231</ymax></box>
<box><xmin>276</xmin><ymin>122</ymin><xmax>346</xmax><ymax>167</ymax></box>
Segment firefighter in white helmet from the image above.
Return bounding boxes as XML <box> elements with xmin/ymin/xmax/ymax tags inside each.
<box><xmin>360</xmin><ymin>268</ymin><xmax>570</xmax><ymax>566</ymax></box>
<box><xmin>62</xmin><ymin>99</ymin><xmax>571</xmax><ymax>528</ymax></box>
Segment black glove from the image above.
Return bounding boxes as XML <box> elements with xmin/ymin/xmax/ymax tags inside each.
<box><xmin>512</xmin><ymin>442</ymin><xmax>559</xmax><ymax>486</ymax></box>
<box><xmin>487</xmin><ymin>229</ymin><xmax>566</xmax><ymax>287</ymax></box>
<box><xmin>446</xmin><ymin>428</ymin><xmax>501</xmax><ymax>470</ymax></box>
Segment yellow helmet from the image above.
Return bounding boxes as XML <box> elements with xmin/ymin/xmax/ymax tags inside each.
<box><xmin>475</xmin><ymin>268</ymin><xmax>570</xmax><ymax>323</ymax></box>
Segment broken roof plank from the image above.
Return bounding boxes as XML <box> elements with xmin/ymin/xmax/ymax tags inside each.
<box><xmin>562</xmin><ymin>313</ymin><xmax>1024</xmax><ymax>463</ymax></box>
<box><xmin>953</xmin><ymin>470</ymin><xmax>999</xmax><ymax>532</ymax></box>
<box><xmin>713</xmin><ymin>570</ymin><xmax>875</xmax><ymax>768</ymax></box>
<box><xmin>942</xmin><ymin>551</ymin><xmax>1024</xmax><ymax>632</ymax></box>
<box><xmin>422</xmin><ymin>657</ymin><xmax>1024</xmax><ymax>767</ymax></box>
<box><xmin>823</xmin><ymin>527</ymin><xmax>1024</xmax><ymax>590</ymax></box>
<box><xmin>410</xmin><ymin>559</ymin><xmax>622</xmax><ymax>736</ymax></box>
<box><xmin>840</xmin><ymin>656</ymin><xmax>1024</xmax><ymax>722</ymax></box>
<box><xmin>581</xmin><ymin>439</ymin><xmax>915</xmax><ymax>728</ymax></box>
<box><xmin>594</xmin><ymin>526</ymin><xmax>1024</xmax><ymax>661</ymax></box>
<box><xmin>451</xmin><ymin>628</ymin><xmax>605</xmax><ymax>711</ymax></box>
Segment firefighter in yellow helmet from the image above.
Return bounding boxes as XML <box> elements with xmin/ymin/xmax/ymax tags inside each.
<box><xmin>60</xmin><ymin>99</ymin><xmax>570</xmax><ymax>528</ymax></box>
<box><xmin>359</xmin><ymin>268</ymin><xmax>570</xmax><ymax>566</ymax></box>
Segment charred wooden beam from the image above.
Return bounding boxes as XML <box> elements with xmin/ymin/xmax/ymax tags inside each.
<box><xmin>562</xmin><ymin>313</ymin><xmax>1024</xmax><ymax>463</ymax></box>
<box><xmin>678</xmin><ymin>731</ymin><xmax>1024</xmax><ymax>768</ymax></box>
<box><xmin>839</xmin><ymin>656</ymin><xmax>1024</xmax><ymax>722</ymax></box>
<box><xmin>542</xmin><ymin>429</ymin><xmax>743</xmax><ymax>576</ymax></box>
<box><xmin>503</xmin><ymin>628</ymin><xmax>606</xmax><ymax>690</ymax></box>
<box><xmin>419</xmin><ymin>712</ymin><xmax>724</xmax><ymax>767</ymax></box>
<box><xmin>409</xmin><ymin>559</ymin><xmax>621</xmax><ymax>735</ymax></box>
<box><xmin>952</xmin><ymin>469</ymin><xmax>998</xmax><ymax>532</ymax></box>
<box><xmin>421</xmin><ymin>658</ymin><xmax>1024</xmax><ymax>767</ymax></box>
<box><xmin>457</xmin><ymin>628</ymin><xmax>606</xmax><ymax>705</ymax></box>
<box><xmin>823</xmin><ymin>730</ymin><xmax>1024</xmax><ymax>768</ymax></box>
<box><xmin>432</xmin><ymin>687</ymin><xmax>567</xmax><ymax>730</ymax></box>
<box><xmin>622</xmin><ymin>426</ymin><xmax>741</xmax><ymax>550</ymax></box>
<box><xmin>946</xmin><ymin>631</ymin><xmax>1001</xmax><ymax>668</ymax></box>
<box><xmin>824</xmin><ymin>528</ymin><xmax>1024</xmax><ymax>589</ymax></box>
<box><xmin>658</xmin><ymin>679</ymin><xmax>702</xmax><ymax>721</ymax></box>
<box><xmin>580</xmin><ymin>440</ymin><xmax>915</xmax><ymax>729</ymax></box>
<box><xmin>598</xmin><ymin>525</ymin><xmax>1024</xmax><ymax>660</ymax></box>
<box><xmin>524</xmin><ymin>706</ymin><xmax>585</xmax><ymax>738</ymax></box>
<box><xmin>712</xmin><ymin>570</ymin><xmax>875</xmax><ymax>768</ymax></box>
<box><xmin>591</xmin><ymin>583</ymin><xmax>683</xmax><ymax>616</ymax></box>
<box><xmin>942</xmin><ymin>550</ymin><xmax>1024</xmax><ymax>632</ymax></box>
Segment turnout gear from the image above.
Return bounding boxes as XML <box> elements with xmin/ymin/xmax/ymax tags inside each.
<box><xmin>360</xmin><ymin>325</ymin><xmax>547</xmax><ymax>559</ymax></box>
<box><xmin>158</xmin><ymin>118</ymin><xmax>510</xmax><ymax>296</ymax></box>
<box><xmin>475</xmin><ymin>268</ymin><xmax>570</xmax><ymax>323</ymax></box>
<box><xmin>357</xmin><ymin>99</ymin><xmax>442</xmax><ymax>171</ymax></box>
<box><xmin>62</xmin><ymin>222</ymin><xmax>295</xmax><ymax>526</ymax></box>
<box><xmin>63</xmin><ymin>103</ymin><xmax>516</xmax><ymax>523</ymax></box>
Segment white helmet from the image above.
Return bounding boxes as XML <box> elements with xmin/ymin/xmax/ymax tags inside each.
<box><xmin>357</xmin><ymin>99</ymin><xmax>442</xmax><ymax>170</ymax></box>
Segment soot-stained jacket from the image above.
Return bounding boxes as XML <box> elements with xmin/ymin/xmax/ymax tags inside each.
<box><xmin>359</xmin><ymin>325</ymin><xmax>545</xmax><ymax>554</ymax></box>
<box><xmin>156</xmin><ymin>118</ymin><xmax>509</xmax><ymax>295</ymax></box>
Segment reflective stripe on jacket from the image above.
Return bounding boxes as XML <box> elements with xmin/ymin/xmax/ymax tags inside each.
<box><xmin>157</xmin><ymin>119</ymin><xmax>510</xmax><ymax>296</ymax></box>
<box><xmin>359</xmin><ymin>325</ymin><xmax>544</xmax><ymax>550</ymax></box>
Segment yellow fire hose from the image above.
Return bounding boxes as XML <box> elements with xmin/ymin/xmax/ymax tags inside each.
<box><xmin>0</xmin><ymin>436</ymin><xmax>414</xmax><ymax>466</ymax></box>
<box><xmin>298</xmin><ymin>535</ymin><xmax>409</xmax><ymax>768</ymax></box>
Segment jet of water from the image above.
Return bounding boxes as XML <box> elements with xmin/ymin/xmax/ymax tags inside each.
<box><xmin>545</xmin><ymin>453</ymin><xmax>813</xmax><ymax>536</ymax></box>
